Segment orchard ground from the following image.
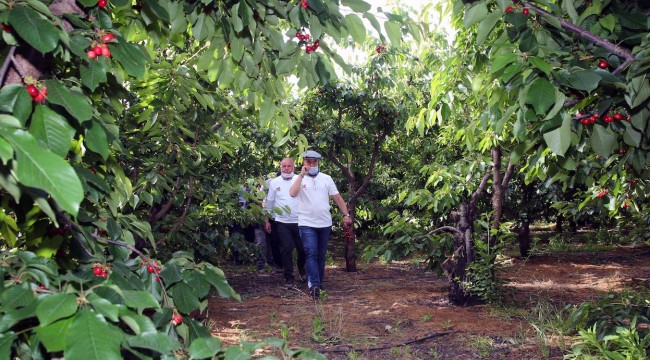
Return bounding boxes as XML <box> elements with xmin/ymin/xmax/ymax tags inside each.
<box><xmin>207</xmin><ymin>234</ymin><xmax>650</xmax><ymax>359</ymax></box>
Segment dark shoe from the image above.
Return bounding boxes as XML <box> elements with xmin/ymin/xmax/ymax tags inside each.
<box><xmin>298</xmin><ymin>268</ymin><xmax>307</xmax><ymax>282</ymax></box>
<box><xmin>284</xmin><ymin>278</ymin><xmax>295</xmax><ymax>289</ymax></box>
<box><xmin>310</xmin><ymin>286</ymin><xmax>321</xmax><ymax>300</ymax></box>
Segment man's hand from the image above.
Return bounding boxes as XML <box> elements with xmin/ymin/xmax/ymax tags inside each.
<box><xmin>343</xmin><ymin>216</ymin><xmax>352</xmax><ymax>226</ymax></box>
<box><xmin>265</xmin><ymin>220</ymin><xmax>272</xmax><ymax>233</ymax></box>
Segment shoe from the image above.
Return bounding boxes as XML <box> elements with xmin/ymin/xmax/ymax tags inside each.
<box><xmin>298</xmin><ymin>268</ymin><xmax>307</xmax><ymax>282</ymax></box>
<box><xmin>284</xmin><ymin>278</ymin><xmax>295</xmax><ymax>288</ymax></box>
<box><xmin>310</xmin><ymin>286</ymin><xmax>321</xmax><ymax>300</ymax></box>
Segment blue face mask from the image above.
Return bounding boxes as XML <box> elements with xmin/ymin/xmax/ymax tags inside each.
<box><xmin>307</xmin><ymin>166</ymin><xmax>319</xmax><ymax>176</ymax></box>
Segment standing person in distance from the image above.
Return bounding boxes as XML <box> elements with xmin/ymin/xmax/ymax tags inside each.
<box><xmin>289</xmin><ymin>150</ymin><xmax>352</xmax><ymax>299</ymax></box>
<box><xmin>264</xmin><ymin>171</ymin><xmax>283</xmax><ymax>272</ymax></box>
<box><xmin>265</xmin><ymin>158</ymin><xmax>306</xmax><ymax>286</ymax></box>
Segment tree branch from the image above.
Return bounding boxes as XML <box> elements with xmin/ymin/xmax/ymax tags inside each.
<box><xmin>526</xmin><ymin>2</ymin><xmax>635</xmax><ymax>69</ymax></box>
<box><xmin>156</xmin><ymin>178</ymin><xmax>194</xmax><ymax>246</ymax></box>
<box><xmin>353</xmin><ymin>127</ymin><xmax>388</xmax><ymax>200</ymax></box>
<box><xmin>0</xmin><ymin>46</ymin><xmax>16</xmax><ymax>86</ymax></box>
<box><xmin>469</xmin><ymin>169</ymin><xmax>492</xmax><ymax>216</ymax></box>
<box><xmin>501</xmin><ymin>163</ymin><xmax>515</xmax><ymax>188</ymax></box>
<box><xmin>427</xmin><ymin>226</ymin><xmax>464</xmax><ymax>238</ymax></box>
<box><xmin>149</xmin><ymin>176</ymin><xmax>182</xmax><ymax>225</ymax></box>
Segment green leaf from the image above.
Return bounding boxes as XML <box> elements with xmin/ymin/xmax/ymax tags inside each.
<box><xmin>9</xmin><ymin>6</ymin><xmax>59</xmax><ymax>54</ymax></box>
<box><xmin>121</xmin><ymin>290</ymin><xmax>160</xmax><ymax>314</ymax></box>
<box><xmin>384</xmin><ymin>21</ymin><xmax>402</xmax><ymax>47</ymax></box>
<box><xmin>542</xmin><ymin>114</ymin><xmax>571</xmax><ymax>156</ymax></box>
<box><xmin>170</xmin><ymin>282</ymin><xmax>200</xmax><ymax>314</ymax></box>
<box><xmin>189</xmin><ymin>337</ymin><xmax>222</xmax><ymax>359</ymax></box>
<box><xmin>569</xmin><ymin>70</ymin><xmax>601</xmax><ymax>93</ymax></box>
<box><xmin>80</xmin><ymin>60</ymin><xmax>108</xmax><ymax>91</ymax></box>
<box><xmin>591</xmin><ymin>125</ymin><xmax>617</xmax><ymax>158</ymax></box>
<box><xmin>528</xmin><ymin>57</ymin><xmax>551</xmax><ymax>77</ymax></box>
<box><xmin>476</xmin><ymin>11</ymin><xmax>500</xmax><ymax>46</ymax></box>
<box><xmin>110</xmin><ymin>41</ymin><xmax>146</xmax><ymax>78</ymax></box>
<box><xmin>526</xmin><ymin>77</ymin><xmax>556</xmax><ymax>115</ymax></box>
<box><xmin>0</xmin><ymin>332</ymin><xmax>17</xmax><ymax>360</ymax></box>
<box><xmin>599</xmin><ymin>14</ymin><xmax>616</xmax><ymax>32</ymax></box>
<box><xmin>0</xmin><ymin>84</ymin><xmax>32</xmax><ymax>125</ymax></box>
<box><xmin>29</xmin><ymin>105</ymin><xmax>76</xmax><ymax>157</ymax></box>
<box><xmin>3</xmin><ymin>128</ymin><xmax>83</xmax><ymax>215</ymax></box>
<box><xmin>87</xmin><ymin>294</ymin><xmax>120</xmax><ymax>322</ymax></box>
<box><xmin>623</xmin><ymin>126</ymin><xmax>641</xmax><ymax>147</ymax></box>
<box><xmin>127</xmin><ymin>332</ymin><xmax>178</xmax><ymax>354</ymax></box>
<box><xmin>464</xmin><ymin>3</ymin><xmax>488</xmax><ymax>27</ymax></box>
<box><xmin>44</xmin><ymin>80</ymin><xmax>93</xmax><ymax>122</ymax></box>
<box><xmin>36</xmin><ymin>317</ymin><xmax>73</xmax><ymax>352</ymax></box>
<box><xmin>36</xmin><ymin>293</ymin><xmax>78</xmax><ymax>326</ymax></box>
<box><xmin>342</xmin><ymin>0</ymin><xmax>371</xmax><ymax>12</ymax></box>
<box><xmin>65</xmin><ymin>310</ymin><xmax>123</xmax><ymax>360</ymax></box>
<box><xmin>344</xmin><ymin>14</ymin><xmax>366</xmax><ymax>45</ymax></box>
<box><xmin>0</xmin><ymin>283</ymin><xmax>34</xmax><ymax>311</ymax></box>
<box><xmin>84</xmin><ymin>120</ymin><xmax>110</xmax><ymax>160</ymax></box>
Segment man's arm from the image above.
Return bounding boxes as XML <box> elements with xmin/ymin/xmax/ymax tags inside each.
<box><xmin>289</xmin><ymin>174</ymin><xmax>303</xmax><ymax>197</ymax></box>
<box><xmin>332</xmin><ymin>193</ymin><xmax>352</xmax><ymax>225</ymax></box>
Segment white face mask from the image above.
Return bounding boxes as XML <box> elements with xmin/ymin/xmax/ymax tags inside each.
<box><xmin>281</xmin><ymin>172</ymin><xmax>293</xmax><ymax>179</ymax></box>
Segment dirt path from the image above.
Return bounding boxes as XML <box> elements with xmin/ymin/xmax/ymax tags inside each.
<box><xmin>207</xmin><ymin>246</ymin><xmax>650</xmax><ymax>359</ymax></box>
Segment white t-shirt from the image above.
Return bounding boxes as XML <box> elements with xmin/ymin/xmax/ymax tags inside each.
<box><xmin>293</xmin><ymin>173</ymin><xmax>339</xmax><ymax>227</ymax></box>
<box><xmin>265</xmin><ymin>175</ymin><xmax>299</xmax><ymax>224</ymax></box>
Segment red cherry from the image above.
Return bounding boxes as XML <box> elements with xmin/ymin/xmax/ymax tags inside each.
<box><xmin>626</xmin><ymin>194</ymin><xmax>632</xmax><ymax>199</ymax></box>
<box><xmin>147</xmin><ymin>265</ymin><xmax>155</xmax><ymax>273</ymax></box>
<box><xmin>598</xmin><ymin>60</ymin><xmax>609</xmax><ymax>69</ymax></box>
<box><xmin>619</xmin><ymin>149</ymin><xmax>625</xmax><ymax>155</ymax></box>
<box><xmin>93</xmin><ymin>266</ymin><xmax>103</xmax><ymax>276</ymax></box>
<box><xmin>87</xmin><ymin>50</ymin><xmax>97</xmax><ymax>59</ymax></box>
<box><xmin>100</xmin><ymin>271</ymin><xmax>108</xmax><ymax>278</ymax></box>
<box><xmin>1</xmin><ymin>23</ymin><xmax>11</xmax><ymax>32</ymax></box>
<box><xmin>505</xmin><ymin>6</ymin><xmax>513</xmax><ymax>13</ymax></box>
<box><xmin>93</xmin><ymin>46</ymin><xmax>104</xmax><ymax>56</ymax></box>
<box><xmin>39</xmin><ymin>284</ymin><xmax>46</xmax><ymax>290</ymax></box>
<box><xmin>102</xmin><ymin>48</ymin><xmax>111</xmax><ymax>58</ymax></box>
<box><xmin>26</xmin><ymin>85</ymin><xmax>39</xmax><ymax>98</ymax></box>
<box><xmin>614</xmin><ymin>113</ymin><xmax>623</xmax><ymax>121</ymax></box>
<box><xmin>41</xmin><ymin>87</ymin><xmax>47</xmax><ymax>96</ymax></box>
<box><xmin>626</xmin><ymin>116</ymin><xmax>631</xmax><ymax>121</ymax></box>
<box><xmin>172</xmin><ymin>314</ymin><xmax>183</xmax><ymax>325</ymax></box>
<box><xmin>98</xmin><ymin>0</ymin><xmax>108</xmax><ymax>8</ymax></box>
<box><xmin>101</xmin><ymin>33</ymin><xmax>116</xmax><ymax>42</ymax></box>
<box><xmin>622</xmin><ymin>203</ymin><xmax>629</xmax><ymax>209</ymax></box>
<box><xmin>33</xmin><ymin>92</ymin><xmax>45</xmax><ymax>103</ymax></box>
<box><xmin>522</xmin><ymin>8</ymin><xmax>529</xmax><ymax>15</ymax></box>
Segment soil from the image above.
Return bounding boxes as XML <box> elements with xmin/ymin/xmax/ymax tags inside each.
<box><xmin>207</xmin><ymin>244</ymin><xmax>650</xmax><ymax>359</ymax></box>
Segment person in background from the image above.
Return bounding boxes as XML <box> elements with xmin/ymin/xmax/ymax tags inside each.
<box><xmin>266</xmin><ymin>158</ymin><xmax>306</xmax><ymax>287</ymax></box>
<box><xmin>264</xmin><ymin>171</ymin><xmax>283</xmax><ymax>272</ymax></box>
<box><xmin>289</xmin><ymin>150</ymin><xmax>352</xmax><ymax>299</ymax></box>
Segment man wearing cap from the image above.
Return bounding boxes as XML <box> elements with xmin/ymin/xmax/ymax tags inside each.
<box><xmin>289</xmin><ymin>150</ymin><xmax>352</xmax><ymax>299</ymax></box>
<box><xmin>265</xmin><ymin>158</ymin><xmax>306</xmax><ymax>286</ymax></box>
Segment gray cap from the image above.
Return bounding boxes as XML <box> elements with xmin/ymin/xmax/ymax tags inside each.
<box><xmin>302</xmin><ymin>150</ymin><xmax>322</xmax><ymax>159</ymax></box>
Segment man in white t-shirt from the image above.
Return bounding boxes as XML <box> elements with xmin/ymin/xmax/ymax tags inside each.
<box><xmin>289</xmin><ymin>150</ymin><xmax>352</xmax><ymax>299</ymax></box>
<box><xmin>265</xmin><ymin>158</ymin><xmax>306</xmax><ymax>286</ymax></box>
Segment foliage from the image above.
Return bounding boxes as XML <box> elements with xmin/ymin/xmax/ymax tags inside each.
<box><xmin>564</xmin><ymin>292</ymin><xmax>650</xmax><ymax>359</ymax></box>
<box><xmin>459</xmin><ymin>220</ymin><xmax>513</xmax><ymax>303</ymax></box>
<box><xmin>0</xmin><ymin>0</ymin><xmax>424</xmax><ymax>356</ymax></box>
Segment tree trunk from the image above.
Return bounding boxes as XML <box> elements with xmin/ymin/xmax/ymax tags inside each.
<box><xmin>442</xmin><ymin>204</ymin><xmax>481</xmax><ymax>306</ymax></box>
<box><xmin>518</xmin><ymin>219</ymin><xmax>531</xmax><ymax>257</ymax></box>
<box><xmin>345</xmin><ymin>178</ymin><xmax>358</xmax><ymax>272</ymax></box>
<box><xmin>555</xmin><ymin>215</ymin><xmax>564</xmax><ymax>233</ymax></box>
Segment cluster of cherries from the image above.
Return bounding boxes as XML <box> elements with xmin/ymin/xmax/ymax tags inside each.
<box><xmin>375</xmin><ymin>45</ymin><xmax>386</xmax><ymax>55</ymax></box>
<box><xmin>296</xmin><ymin>29</ymin><xmax>319</xmax><ymax>53</ymax></box>
<box><xmin>88</xmin><ymin>33</ymin><xmax>116</xmax><ymax>59</ymax></box>
<box><xmin>300</xmin><ymin>0</ymin><xmax>308</xmax><ymax>9</ymax></box>
<box><xmin>596</xmin><ymin>190</ymin><xmax>609</xmax><ymax>199</ymax></box>
<box><xmin>93</xmin><ymin>264</ymin><xmax>109</xmax><ymax>278</ymax></box>
<box><xmin>505</xmin><ymin>5</ymin><xmax>529</xmax><ymax>15</ymax></box>
<box><xmin>579</xmin><ymin>112</ymin><xmax>630</xmax><ymax>125</ymax></box>
<box><xmin>26</xmin><ymin>84</ymin><xmax>47</xmax><ymax>103</ymax></box>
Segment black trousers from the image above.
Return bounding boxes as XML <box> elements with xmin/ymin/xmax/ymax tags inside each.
<box><xmin>268</xmin><ymin>219</ymin><xmax>283</xmax><ymax>268</ymax></box>
<box><xmin>276</xmin><ymin>222</ymin><xmax>305</xmax><ymax>280</ymax></box>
